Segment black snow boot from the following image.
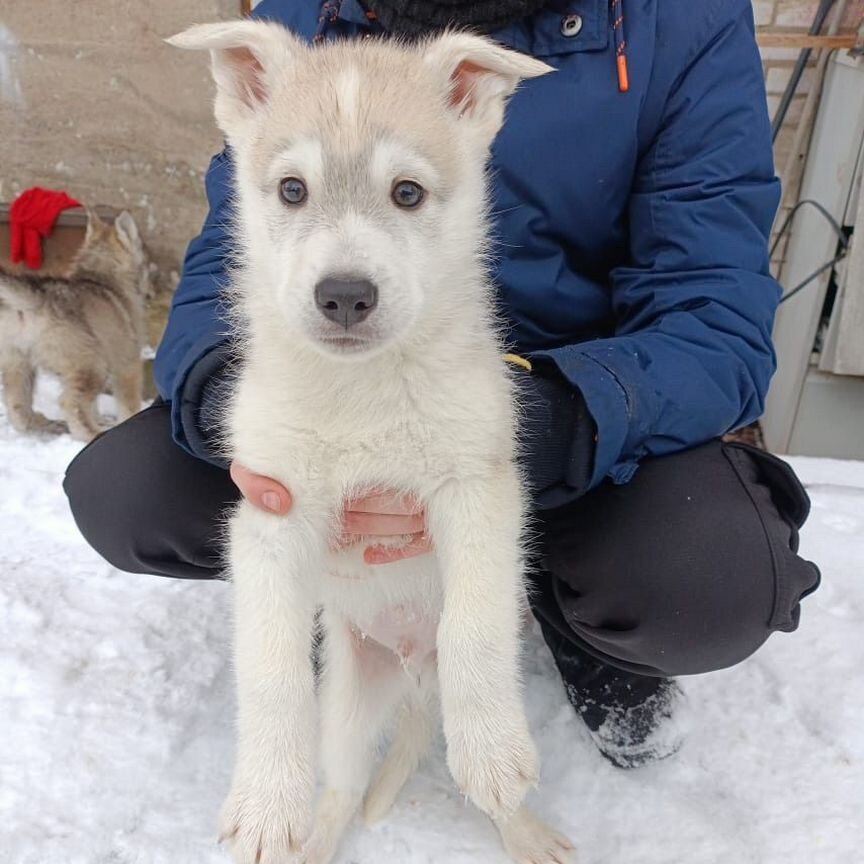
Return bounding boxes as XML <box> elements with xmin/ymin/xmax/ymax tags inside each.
<box><xmin>540</xmin><ymin>621</ymin><xmax>685</xmax><ymax>768</ymax></box>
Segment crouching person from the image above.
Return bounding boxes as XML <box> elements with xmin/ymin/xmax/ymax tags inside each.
<box><xmin>65</xmin><ymin>0</ymin><xmax>820</xmax><ymax>768</ymax></box>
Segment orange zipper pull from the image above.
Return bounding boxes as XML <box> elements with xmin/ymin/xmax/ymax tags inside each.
<box><xmin>617</xmin><ymin>53</ymin><xmax>630</xmax><ymax>93</ymax></box>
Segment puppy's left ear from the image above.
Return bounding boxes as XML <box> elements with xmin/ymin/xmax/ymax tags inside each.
<box><xmin>83</xmin><ymin>206</ymin><xmax>108</xmax><ymax>242</ymax></box>
<box><xmin>424</xmin><ymin>32</ymin><xmax>553</xmax><ymax>147</ymax></box>
<box><xmin>167</xmin><ymin>20</ymin><xmax>302</xmax><ymax>144</ymax></box>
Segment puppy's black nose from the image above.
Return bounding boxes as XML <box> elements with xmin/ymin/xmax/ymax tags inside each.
<box><xmin>314</xmin><ymin>277</ymin><xmax>378</xmax><ymax>328</ymax></box>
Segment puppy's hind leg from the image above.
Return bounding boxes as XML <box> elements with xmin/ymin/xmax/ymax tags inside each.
<box><xmin>111</xmin><ymin>359</ymin><xmax>143</xmax><ymax>422</ymax></box>
<box><xmin>305</xmin><ymin>611</ymin><xmax>408</xmax><ymax>864</ymax></box>
<box><xmin>362</xmin><ymin>661</ymin><xmax>436</xmax><ymax>825</ymax></box>
<box><xmin>59</xmin><ymin>367</ymin><xmax>105</xmax><ymax>441</ymax></box>
<box><xmin>1</xmin><ymin>351</ymin><xmax>66</xmax><ymax>435</ymax></box>
<box><xmin>495</xmin><ymin>807</ymin><xmax>575</xmax><ymax>864</ymax></box>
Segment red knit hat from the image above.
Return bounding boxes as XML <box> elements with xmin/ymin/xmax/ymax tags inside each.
<box><xmin>10</xmin><ymin>187</ymin><xmax>82</xmax><ymax>270</ymax></box>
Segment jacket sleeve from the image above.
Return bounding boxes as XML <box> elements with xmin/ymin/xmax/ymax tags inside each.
<box><xmin>533</xmin><ymin>4</ymin><xmax>781</xmax><ymax>489</ymax></box>
<box><xmin>153</xmin><ymin>149</ymin><xmax>235</xmax><ymax>458</ymax></box>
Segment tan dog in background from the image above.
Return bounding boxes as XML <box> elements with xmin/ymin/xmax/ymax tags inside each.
<box><xmin>0</xmin><ymin>210</ymin><xmax>149</xmax><ymax>440</ymax></box>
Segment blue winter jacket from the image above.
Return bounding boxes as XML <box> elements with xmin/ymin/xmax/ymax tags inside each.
<box><xmin>155</xmin><ymin>0</ymin><xmax>780</xmax><ymax>499</ymax></box>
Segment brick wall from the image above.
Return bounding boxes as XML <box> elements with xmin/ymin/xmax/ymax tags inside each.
<box><xmin>757</xmin><ymin>1</ymin><xmax>863</xmax><ymax>164</ymax></box>
<box><xmin>757</xmin><ymin>0</ymin><xmax>864</xmax><ymax>150</ymax></box>
<box><xmin>754</xmin><ymin>0</ymin><xmax>863</xmax><ymax>270</ymax></box>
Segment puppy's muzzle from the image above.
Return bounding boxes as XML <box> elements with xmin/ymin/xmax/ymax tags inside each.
<box><xmin>315</xmin><ymin>277</ymin><xmax>378</xmax><ymax>329</ymax></box>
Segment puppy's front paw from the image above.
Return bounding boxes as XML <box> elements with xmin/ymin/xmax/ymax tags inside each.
<box><xmin>219</xmin><ymin>776</ymin><xmax>312</xmax><ymax>864</ymax></box>
<box><xmin>447</xmin><ymin>717</ymin><xmax>538</xmax><ymax>818</ymax></box>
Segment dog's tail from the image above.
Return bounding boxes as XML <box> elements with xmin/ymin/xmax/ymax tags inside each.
<box><xmin>0</xmin><ymin>273</ymin><xmax>42</xmax><ymax>314</ymax></box>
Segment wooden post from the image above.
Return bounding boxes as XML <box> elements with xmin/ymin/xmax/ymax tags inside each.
<box><xmin>756</xmin><ymin>33</ymin><xmax>860</xmax><ymax>49</ymax></box>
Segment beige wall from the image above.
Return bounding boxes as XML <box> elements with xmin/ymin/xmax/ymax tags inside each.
<box><xmin>0</xmin><ymin>0</ymin><xmax>240</xmax><ymax>336</ymax></box>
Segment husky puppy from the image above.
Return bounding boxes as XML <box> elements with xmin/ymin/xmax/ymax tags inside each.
<box><xmin>170</xmin><ymin>22</ymin><xmax>572</xmax><ymax>864</ymax></box>
<box><xmin>0</xmin><ymin>210</ymin><xmax>148</xmax><ymax>440</ymax></box>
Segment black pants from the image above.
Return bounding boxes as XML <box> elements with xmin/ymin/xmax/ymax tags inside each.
<box><xmin>63</xmin><ymin>402</ymin><xmax>820</xmax><ymax>678</ymax></box>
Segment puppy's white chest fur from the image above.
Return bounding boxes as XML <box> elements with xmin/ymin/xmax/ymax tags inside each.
<box><xmin>230</xmin><ymin>345</ymin><xmax>512</xmax><ymax>667</ymax></box>
<box><xmin>229</xmin><ymin>336</ymin><xmax>515</xmax><ymax>492</ymax></box>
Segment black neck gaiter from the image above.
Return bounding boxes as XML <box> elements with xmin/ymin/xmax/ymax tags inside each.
<box><xmin>367</xmin><ymin>0</ymin><xmax>550</xmax><ymax>36</ymax></box>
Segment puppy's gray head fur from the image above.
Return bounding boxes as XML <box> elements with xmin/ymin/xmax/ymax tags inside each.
<box><xmin>73</xmin><ymin>209</ymin><xmax>152</xmax><ymax>301</ymax></box>
<box><xmin>169</xmin><ymin>23</ymin><xmax>551</xmax><ymax>358</ymax></box>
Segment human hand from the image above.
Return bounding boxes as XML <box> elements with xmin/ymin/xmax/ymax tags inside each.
<box><xmin>229</xmin><ymin>463</ymin><xmax>431</xmax><ymax>565</ymax></box>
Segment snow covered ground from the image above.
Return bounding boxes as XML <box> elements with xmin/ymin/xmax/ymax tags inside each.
<box><xmin>2</xmin><ymin>383</ymin><xmax>863</xmax><ymax>864</ymax></box>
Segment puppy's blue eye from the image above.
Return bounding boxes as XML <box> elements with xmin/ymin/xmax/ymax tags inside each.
<box><xmin>392</xmin><ymin>180</ymin><xmax>424</xmax><ymax>209</ymax></box>
<box><xmin>279</xmin><ymin>177</ymin><xmax>307</xmax><ymax>205</ymax></box>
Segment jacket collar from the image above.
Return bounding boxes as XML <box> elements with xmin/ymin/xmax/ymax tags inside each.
<box><xmin>495</xmin><ymin>0</ymin><xmax>609</xmax><ymax>57</ymax></box>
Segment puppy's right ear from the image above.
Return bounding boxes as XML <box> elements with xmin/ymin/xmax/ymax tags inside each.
<box><xmin>114</xmin><ymin>211</ymin><xmax>142</xmax><ymax>256</ymax></box>
<box><xmin>424</xmin><ymin>32</ymin><xmax>553</xmax><ymax>148</ymax></box>
<box><xmin>167</xmin><ymin>21</ymin><xmax>300</xmax><ymax>143</ymax></box>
